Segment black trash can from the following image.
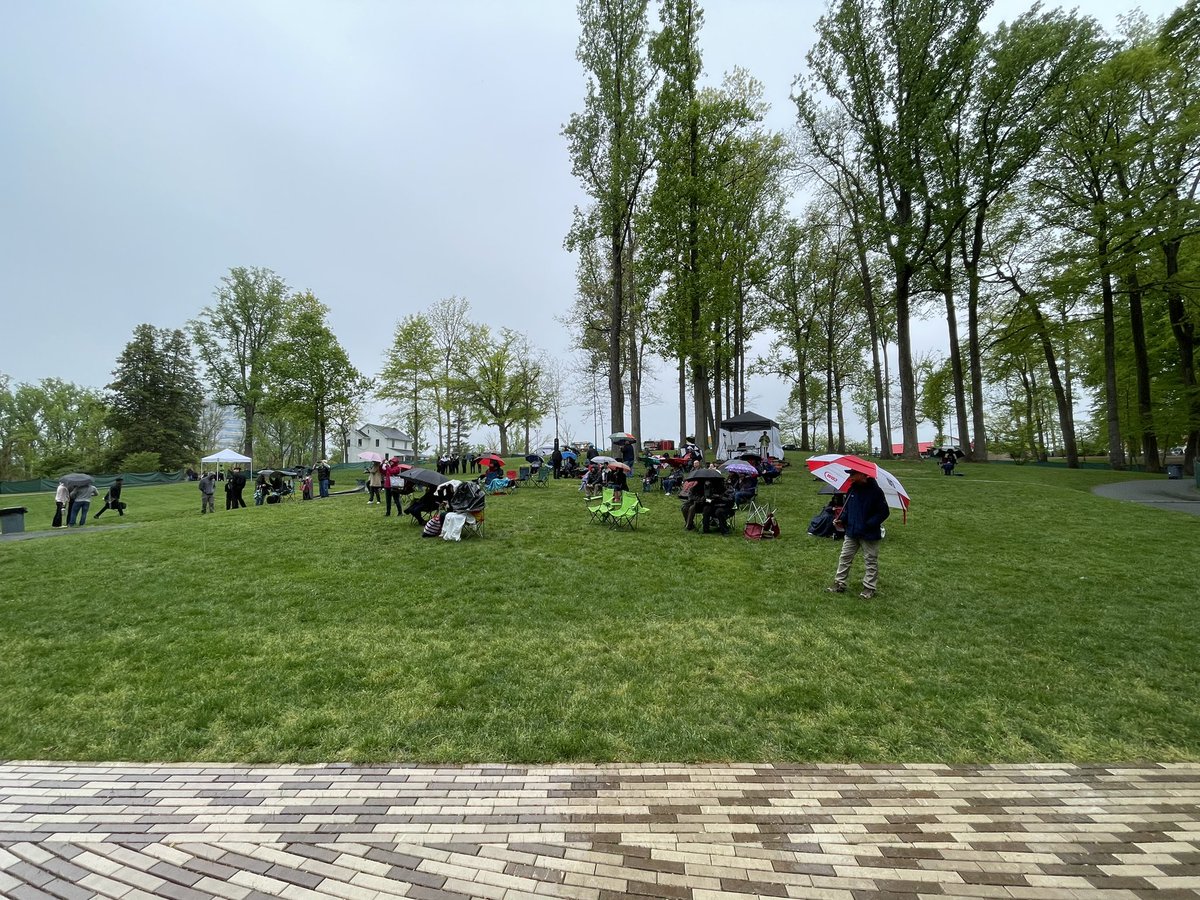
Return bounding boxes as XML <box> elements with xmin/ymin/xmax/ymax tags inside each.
<box><xmin>1166</xmin><ymin>464</ymin><xmax>1184</xmax><ymax>479</ymax></box>
<box><xmin>0</xmin><ymin>506</ymin><xmax>28</xmax><ymax>534</ymax></box>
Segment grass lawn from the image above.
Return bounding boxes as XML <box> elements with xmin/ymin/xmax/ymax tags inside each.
<box><xmin>1</xmin><ymin>460</ymin><xmax>1197</xmax><ymax>764</ymax></box>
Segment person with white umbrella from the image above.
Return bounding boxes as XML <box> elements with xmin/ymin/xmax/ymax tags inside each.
<box><xmin>826</xmin><ymin>467</ymin><xmax>890</xmax><ymax>600</ymax></box>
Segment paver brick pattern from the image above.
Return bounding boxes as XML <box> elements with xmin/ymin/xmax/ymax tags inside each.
<box><xmin>1</xmin><ymin>762</ymin><xmax>1198</xmax><ymax>898</ymax></box>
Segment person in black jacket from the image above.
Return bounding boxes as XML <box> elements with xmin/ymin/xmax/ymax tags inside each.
<box><xmin>93</xmin><ymin>477</ymin><xmax>125</xmax><ymax>519</ymax></box>
<box><xmin>826</xmin><ymin>469</ymin><xmax>890</xmax><ymax>599</ymax></box>
<box><xmin>227</xmin><ymin>466</ymin><xmax>247</xmax><ymax>509</ymax></box>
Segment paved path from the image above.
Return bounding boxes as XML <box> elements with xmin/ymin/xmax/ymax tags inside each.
<box><xmin>2</xmin><ymin>762</ymin><xmax>1198</xmax><ymax>899</ymax></box>
<box><xmin>1093</xmin><ymin>477</ymin><xmax>1200</xmax><ymax>517</ymax></box>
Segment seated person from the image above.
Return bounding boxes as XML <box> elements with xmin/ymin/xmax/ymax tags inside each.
<box><xmin>730</xmin><ymin>473</ymin><xmax>757</xmax><ymax>506</ymax></box>
<box><xmin>641</xmin><ymin>465</ymin><xmax>659</xmax><ymax>491</ymax></box>
<box><xmin>269</xmin><ymin>471</ymin><xmax>286</xmax><ymax>494</ymax></box>
<box><xmin>701</xmin><ymin>486</ymin><xmax>736</xmax><ymax>535</ymax></box>
<box><xmin>759</xmin><ymin>460</ymin><xmax>780</xmax><ymax>484</ymax></box>
<box><xmin>582</xmin><ymin>463</ymin><xmax>603</xmax><ymax>497</ymax></box>
<box><xmin>807</xmin><ymin>494</ymin><xmax>846</xmax><ymax>539</ymax></box>
<box><xmin>680</xmin><ymin>480</ymin><xmax>711</xmax><ymax>531</ymax></box>
<box><xmin>606</xmin><ymin>467</ymin><xmax>629</xmax><ymax>491</ymax></box>
<box><xmin>405</xmin><ymin>486</ymin><xmax>438</xmax><ymax>525</ymax></box>
<box><xmin>484</xmin><ymin>461</ymin><xmax>504</xmax><ymax>484</ymax></box>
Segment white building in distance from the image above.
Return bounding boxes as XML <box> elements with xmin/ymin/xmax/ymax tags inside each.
<box><xmin>351</xmin><ymin>424</ymin><xmax>416</xmax><ymax>462</ymax></box>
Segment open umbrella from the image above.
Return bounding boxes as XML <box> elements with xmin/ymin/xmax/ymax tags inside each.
<box><xmin>607</xmin><ymin>461</ymin><xmax>631</xmax><ymax>472</ymax></box>
<box><xmin>738</xmin><ymin>451</ymin><xmax>763</xmax><ymax>463</ymax></box>
<box><xmin>357</xmin><ymin>451</ymin><xmax>385</xmax><ymax>463</ymax></box>
<box><xmin>609</xmin><ymin>431</ymin><xmax>636</xmax><ymax>443</ymax></box>
<box><xmin>560</xmin><ymin>449</ymin><xmax>578</xmax><ymax>459</ymax></box>
<box><xmin>805</xmin><ymin>454</ymin><xmax>910</xmax><ymax>514</ymax></box>
<box><xmin>722</xmin><ymin>460</ymin><xmax>759</xmax><ymax>476</ymax></box>
<box><xmin>400</xmin><ymin>467</ymin><xmax>448</xmax><ymax>487</ymax></box>
<box><xmin>591</xmin><ymin>455</ymin><xmax>617</xmax><ymax>465</ymax></box>
<box><xmin>525</xmin><ymin>453</ymin><xmax>544</xmax><ymax>463</ymax></box>
<box><xmin>683</xmin><ymin>467</ymin><xmax>726</xmax><ymax>482</ymax></box>
<box><xmin>639</xmin><ymin>454</ymin><xmax>664</xmax><ymax>466</ymax></box>
<box><xmin>475</xmin><ymin>454</ymin><xmax>505</xmax><ymax>468</ymax></box>
<box><xmin>932</xmin><ymin>446</ymin><xmax>964</xmax><ymax>458</ymax></box>
<box><xmin>57</xmin><ymin>473</ymin><xmax>94</xmax><ymax>488</ymax></box>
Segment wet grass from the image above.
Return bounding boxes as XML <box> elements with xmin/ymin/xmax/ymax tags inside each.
<box><xmin>0</xmin><ymin>461</ymin><xmax>1196</xmax><ymax>763</ymax></box>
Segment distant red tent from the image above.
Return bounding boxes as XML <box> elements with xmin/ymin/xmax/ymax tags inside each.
<box><xmin>890</xmin><ymin>440</ymin><xmax>935</xmax><ymax>455</ymax></box>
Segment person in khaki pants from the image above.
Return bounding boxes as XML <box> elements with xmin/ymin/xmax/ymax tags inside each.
<box><xmin>825</xmin><ymin>468</ymin><xmax>890</xmax><ymax>599</ymax></box>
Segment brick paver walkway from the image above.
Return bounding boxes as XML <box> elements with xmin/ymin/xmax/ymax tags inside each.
<box><xmin>2</xmin><ymin>762</ymin><xmax>1198</xmax><ymax>899</ymax></box>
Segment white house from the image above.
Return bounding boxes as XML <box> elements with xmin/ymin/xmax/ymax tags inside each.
<box><xmin>351</xmin><ymin>424</ymin><xmax>416</xmax><ymax>462</ymax></box>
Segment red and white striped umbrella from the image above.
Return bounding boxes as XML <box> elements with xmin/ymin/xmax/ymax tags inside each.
<box><xmin>805</xmin><ymin>454</ymin><xmax>911</xmax><ymax>512</ymax></box>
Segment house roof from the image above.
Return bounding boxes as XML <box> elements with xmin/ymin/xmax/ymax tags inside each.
<box><xmin>358</xmin><ymin>424</ymin><xmax>414</xmax><ymax>442</ymax></box>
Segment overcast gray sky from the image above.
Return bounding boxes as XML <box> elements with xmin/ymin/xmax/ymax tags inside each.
<box><xmin>0</xmin><ymin>0</ymin><xmax>1178</xmax><ymax>448</ymax></box>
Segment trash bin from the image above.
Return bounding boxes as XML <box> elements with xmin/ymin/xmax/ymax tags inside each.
<box><xmin>1166</xmin><ymin>464</ymin><xmax>1184</xmax><ymax>479</ymax></box>
<box><xmin>0</xmin><ymin>506</ymin><xmax>28</xmax><ymax>534</ymax></box>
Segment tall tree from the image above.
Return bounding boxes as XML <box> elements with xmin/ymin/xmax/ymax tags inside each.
<box><xmin>105</xmin><ymin>324</ymin><xmax>203</xmax><ymax>470</ymax></box>
<box><xmin>455</xmin><ymin>327</ymin><xmax>549</xmax><ymax>456</ymax></box>
<box><xmin>263</xmin><ymin>293</ymin><xmax>365</xmax><ymax>462</ymax></box>
<box><xmin>378</xmin><ymin>313</ymin><xmax>439</xmax><ymax>457</ymax></box>
<box><xmin>565</xmin><ymin>0</ymin><xmax>657</xmax><ymax>436</ymax></box>
<box><xmin>189</xmin><ymin>267</ymin><xmax>294</xmax><ymax>458</ymax></box>
<box><xmin>798</xmin><ymin>0</ymin><xmax>987</xmax><ymax>457</ymax></box>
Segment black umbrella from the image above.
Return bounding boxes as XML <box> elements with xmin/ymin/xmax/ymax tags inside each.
<box><xmin>525</xmin><ymin>453</ymin><xmax>544</xmax><ymax>463</ymax></box>
<box><xmin>400</xmin><ymin>467</ymin><xmax>448</xmax><ymax>487</ymax></box>
<box><xmin>683</xmin><ymin>468</ymin><xmax>726</xmax><ymax>482</ymax></box>
<box><xmin>933</xmin><ymin>446</ymin><xmax>964</xmax><ymax>458</ymax></box>
<box><xmin>738</xmin><ymin>452</ymin><xmax>763</xmax><ymax>463</ymax></box>
<box><xmin>58</xmin><ymin>473</ymin><xmax>94</xmax><ymax>488</ymax></box>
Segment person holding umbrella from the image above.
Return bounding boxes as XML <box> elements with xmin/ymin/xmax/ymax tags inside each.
<box><xmin>826</xmin><ymin>467</ymin><xmax>890</xmax><ymax>600</ymax></box>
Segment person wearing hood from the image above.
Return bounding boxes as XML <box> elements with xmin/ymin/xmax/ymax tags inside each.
<box><xmin>315</xmin><ymin>459</ymin><xmax>332</xmax><ymax>499</ymax></box>
<box><xmin>93</xmin><ymin>476</ymin><xmax>125</xmax><ymax>519</ymax></box>
<box><xmin>199</xmin><ymin>471</ymin><xmax>217</xmax><ymax>514</ymax></box>
<box><xmin>826</xmin><ymin>468</ymin><xmax>890</xmax><ymax>600</ymax></box>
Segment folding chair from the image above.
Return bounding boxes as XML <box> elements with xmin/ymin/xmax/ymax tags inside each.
<box><xmin>517</xmin><ymin>466</ymin><xmax>531</xmax><ymax>486</ymax></box>
<box><xmin>461</xmin><ymin>508</ymin><xmax>485</xmax><ymax>538</ymax></box>
<box><xmin>506</xmin><ymin>469</ymin><xmax>521</xmax><ymax>490</ymax></box>
<box><xmin>587</xmin><ymin>487</ymin><xmax>617</xmax><ymax>523</ymax></box>
<box><xmin>608</xmin><ymin>491</ymin><xmax>649</xmax><ymax>530</ymax></box>
<box><xmin>530</xmin><ymin>466</ymin><xmax>551</xmax><ymax>487</ymax></box>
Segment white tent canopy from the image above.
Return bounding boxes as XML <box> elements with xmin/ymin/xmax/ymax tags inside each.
<box><xmin>200</xmin><ymin>448</ymin><xmax>252</xmax><ymax>473</ymax></box>
<box><xmin>717</xmin><ymin>411</ymin><xmax>784</xmax><ymax>460</ymax></box>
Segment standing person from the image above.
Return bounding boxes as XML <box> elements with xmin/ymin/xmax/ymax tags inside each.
<box><xmin>93</xmin><ymin>476</ymin><xmax>125</xmax><ymax>519</ymax></box>
<box><xmin>67</xmin><ymin>482</ymin><xmax>99</xmax><ymax>526</ymax></box>
<box><xmin>826</xmin><ymin>468</ymin><xmax>890</xmax><ymax>600</ymax></box>
<box><xmin>621</xmin><ymin>440</ymin><xmax>635</xmax><ymax>468</ymax></box>
<box><xmin>383</xmin><ymin>456</ymin><xmax>403</xmax><ymax>516</ymax></box>
<box><xmin>254</xmin><ymin>471</ymin><xmax>268</xmax><ymax>506</ymax></box>
<box><xmin>551</xmin><ymin>442</ymin><xmax>563</xmax><ymax>479</ymax></box>
<box><xmin>52</xmin><ymin>480</ymin><xmax>70</xmax><ymax>527</ymax></box>
<box><xmin>759</xmin><ymin>431</ymin><xmax>770</xmax><ymax>457</ymax></box>
<box><xmin>199</xmin><ymin>471</ymin><xmax>217</xmax><ymax>514</ymax></box>
<box><xmin>315</xmin><ymin>460</ymin><xmax>331</xmax><ymax>499</ymax></box>
<box><xmin>227</xmin><ymin>466</ymin><xmax>247</xmax><ymax>509</ymax></box>
<box><xmin>366</xmin><ymin>461</ymin><xmax>384</xmax><ymax>504</ymax></box>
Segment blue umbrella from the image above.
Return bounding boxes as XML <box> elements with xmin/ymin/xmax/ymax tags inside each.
<box><xmin>561</xmin><ymin>449</ymin><xmax>578</xmax><ymax>459</ymax></box>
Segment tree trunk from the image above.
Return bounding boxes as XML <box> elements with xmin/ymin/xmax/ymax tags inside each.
<box><xmin>1125</xmin><ymin>271</ymin><xmax>1160</xmax><ymax>472</ymax></box>
<box><xmin>894</xmin><ymin>264</ymin><xmax>920</xmax><ymax>458</ymax></box>
<box><xmin>1098</xmin><ymin>238</ymin><xmax>1125</xmax><ymax>469</ymax></box>
<box><xmin>1163</xmin><ymin>238</ymin><xmax>1199</xmax><ymax>475</ymax></box>
<box><xmin>942</xmin><ymin>245</ymin><xmax>971</xmax><ymax>456</ymax></box>
<box><xmin>609</xmin><ymin>221</ymin><xmax>625</xmax><ymax>434</ymax></box>
<box><xmin>678</xmin><ymin>353</ymin><xmax>687</xmax><ymax>447</ymax></box>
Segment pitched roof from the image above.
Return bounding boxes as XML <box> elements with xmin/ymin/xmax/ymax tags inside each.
<box><xmin>358</xmin><ymin>424</ymin><xmax>414</xmax><ymax>442</ymax></box>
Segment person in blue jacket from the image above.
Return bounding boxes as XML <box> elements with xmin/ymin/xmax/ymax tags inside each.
<box><xmin>825</xmin><ymin>468</ymin><xmax>890</xmax><ymax>599</ymax></box>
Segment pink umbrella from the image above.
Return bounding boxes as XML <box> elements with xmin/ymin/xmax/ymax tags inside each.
<box><xmin>357</xmin><ymin>451</ymin><xmax>385</xmax><ymax>463</ymax></box>
<box><xmin>805</xmin><ymin>454</ymin><xmax>911</xmax><ymax>516</ymax></box>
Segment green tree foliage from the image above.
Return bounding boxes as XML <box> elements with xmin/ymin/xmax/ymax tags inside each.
<box><xmin>0</xmin><ymin>376</ymin><xmax>110</xmax><ymax>478</ymax></box>
<box><xmin>263</xmin><ymin>293</ymin><xmax>365</xmax><ymax>463</ymax></box>
<box><xmin>188</xmin><ymin>267</ymin><xmax>295</xmax><ymax>458</ymax></box>
<box><xmin>565</xmin><ymin>0</ymin><xmax>657</xmax><ymax>435</ymax></box>
<box><xmin>454</xmin><ymin>327</ymin><xmax>549</xmax><ymax>457</ymax></box>
<box><xmin>105</xmin><ymin>324</ymin><xmax>203</xmax><ymax>471</ymax></box>
<box><xmin>378</xmin><ymin>313</ymin><xmax>439</xmax><ymax>458</ymax></box>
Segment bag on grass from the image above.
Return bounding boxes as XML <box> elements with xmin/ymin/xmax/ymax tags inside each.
<box><xmin>422</xmin><ymin>514</ymin><xmax>444</xmax><ymax>537</ymax></box>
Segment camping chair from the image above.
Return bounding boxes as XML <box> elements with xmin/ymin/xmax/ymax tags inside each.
<box><xmin>484</xmin><ymin>475</ymin><xmax>511</xmax><ymax>495</ymax></box>
<box><xmin>608</xmin><ymin>491</ymin><xmax>649</xmax><ymax>530</ymax></box>
<box><xmin>449</xmin><ymin>481</ymin><xmax>486</xmax><ymax>538</ymax></box>
<box><xmin>743</xmin><ymin>498</ymin><xmax>780</xmax><ymax>540</ymax></box>
<box><xmin>517</xmin><ymin>466</ymin><xmax>531</xmax><ymax>486</ymax></box>
<box><xmin>587</xmin><ymin>487</ymin><xmax>617</xmax><ymax>524</ymax></box>
<box><xmin>530</xmin><ymin>466</ymin><xmax>551</xmax><ymax>488</ymax></box>
<box><xmin>506</xmin><ymin>469</ymin><xmax>520</xmax><ymax>490</ymax></box>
